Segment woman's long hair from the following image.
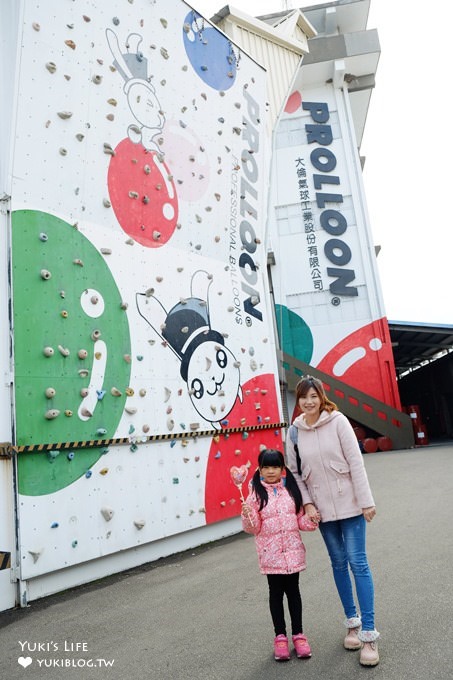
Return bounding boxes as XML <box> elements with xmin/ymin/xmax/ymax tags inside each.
<box><xmin>251</xmin><ymin>448</ymin><xmax>302</xmax><ymax>513</ymax></box>
<box><xmin>295</xmin><ymin>375</ymin><xmax>338</xmax><ymax>414</ymax></box>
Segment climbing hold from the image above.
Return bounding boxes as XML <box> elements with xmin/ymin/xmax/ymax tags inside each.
<box><xmin>85</xmin><ymin>470</ymin><xmax>92</xmax><ymax>478</ymax></box>
<box><xmin>100</xmin><ymin>506</ymin><xmax>114</xmax><ymax>522</ymax></box>
<box><xmin>64</xmin><ymin>409</ymin><xmax>73</xmax><ymax>417</ymax></box>
<box><xmin>40</xmin><ymin>269</ymin><xmax>51</xmax><ymax>280</ymax></box>
<box><xmin>242</xmin><ymin>432</ymin><xmax>249</xmax><ymax>440</ymax></box>
<box><xmin>142</xmin><ymin>424</ymin><xmax>150</xmax><ymax>433</ymax></box>
<box><xmin>129</xmin><ymin>424</ymin><xmax>135</xmax><ymax>434</ymax></box>
<box><xmin>51</xmin><ymin>522</ymin><xmax>59</xmax><ymax>528</ymax></box>
<box><xmin>99</xmin><ymin>467</ymin><xmax>109</xmax><ymax>475</ymax></box>
<box><xmin>221</xmin><ymin>419</ymin><xmax>229</xmax><ymax>426</ymax></box>
<box><xmin>167</xmin><ymin>418</ymin><xmax>175</xmax><ymax>430</ymax></box>
<box><xmin>96</xmin><ymin>389</ymin><xmax>106</xmax><ymax>400</ymax></box>
<box><xmin>28</xmin><ymin>549</ymin><xmax>43</xmax><ymax>563</ymax></box>
<box><xmin>103</xmin><ymin>198</ymin><xmax>111</xmax><ymax>208</ymax></box>
<box><xmin>96</xmin><ymin>428</ymin><xmax>107</xmax><ymax>436</ymax></box>
<box><xmin>90</xmin><ymin>295</ymin><xmax>99</xmax><ymax>305</ymax></box>
<box><xmin>214</xmin><ymin>451</ymin><xmax>221</xmax><ymax>459</ymax></box>
<box><xmin>71</xmin><ymin>540</ymin><xmax>78</xmax><ymax>548</ymax></box>
<box><xmin>130</xmin><ymin>442</ymin><xmax>138</xmax><ymax>452</ymax></box>
<box><xmin>125</xmin><ymin>406</ymin><xmax>137</xmax><ymax>415</ymax></box>
<box><xmin>75</xmin><ymin>133</ymin><xmax>84</xmax><ymax>142</ymax></box>
<box><xmin>164</xmin><ymin>387</ymin><xmax>171</xmax><ymax>402</ymax></box>
<box><xmin>47</xmin><ymin>450</ymin><xmax>60</xmax><ymax>460</ymax></box>
<box><xmin>57</xmin><ymin>111</ymin><xmax>73</xmax><ymax>119</ymax></box>
<box><xmin>39</xmin><ymin>232</ymin><xmax>48</xmax><ymax>242</ymax></box>
<box><xmin>78</xmin><ymin>369</ymin><xmax>89</xmax><ymax>378</ymax></box>
<box><xmin>45</xmin><ymin>387</ymin><xmax>56</xmax><ymax>399</ymax></box>
<box><xmin>152</xmin><ymin>230</ymin><xmax>161</xmax><ymax>241</ymax></box>
<box><xmin>125</xmin><ymin>387</ymin><xmax>134</xmax><ymax>397</ymax></box>
<box><xmin>45</xmin><ymin>61</ymin><xmax>56</xmax><ymax>74</ymax></box>
<box><xmin>91</xmin><ymin>329</ymin><xmax>101</xmax><ymax>341</ymax></box>
<box><xmin>234</xmin><ymin>449</ymin><xmax>241</xmax><ymax>456</ymax></box>
<box><xmin>59</xmin><ymin>147</ymin><xmax>68</xmax><ymax>156</ymax></box>
<box><xmin>81</xmin><ymin>407</ymin><xmax>92</xmax><ymax>418</ymax></box>
<box><xmin>78</xmin><ymin>349</ymin><xmax>88</xmax><ymax>360</ymax></box>
<box><xmin>67</xmin><ymin>452</ymin><xmax>75</xmax><ymax>460</ymax></box>
<box><xmin>45</xmin><ymin>409</ymin><xmax>60</xmax><ymax>420</ymax></box>
<box><xmin>190</xmin><ymin>423</ymin><xmax>200</xmax><ymax>431</ymax></box>
<box><xmin>139</xmin><ymin>388</ymin><xmax>146</xmax><ymax>397</ymax></box>
<box><xmin>65</xmin><ymin>39</ymin><xmax>76</xmax><ymax>49</ymax></box>
<box><xmin>60</xmin><ymin>310</ymin><xmax>68</xmax><ymax>318</ymax></box>
<box><xmin>107</xmin><ymin>98</ymin><xmax>117</xmax><ymax>106</ymax></box>
<box><xmin>32</xmin><ymin>22</ymin><xmax>40</xmax><ymax>31</ymax></box>
<box><xmin>92</xmin><ymin>74</ymin><xmax>102</xmax><ymax>84</ymax></box>
<box><xmin>120</xmin><ymin>301</ymin><xmax>128</xmax><ymax>310</ymax></box>
<box><xmin>80</xmin><ymin>387</ymin><xmax>89</xmax><ymax>397</ymax></box>
<box><xmin>100</xmin><ymin>247</ymin><xmax>112</xmax><ymax>255</ymax></box>
<box><xmin>73</xmin><ymin>258</ymin><xmax>83</xmax><ymax>266</ymax></box>
<box><xmin>111</xmin><ymin>387</ymin><xmax>122</xmax><ymax>397</ymax></box>
<box><xmin>136</xmin><ymin>355</ymin><xmax>143</xmax><ymax>361</ymax></box>
<box><xmin>58</xmin><ymin>344</ymin><xmax>70</xmax><ymax>357</ymax></box>
<box><xmin>134</xmin><ymin>519</ymin><xmax>146</xmax><ymax>530</ymax></box>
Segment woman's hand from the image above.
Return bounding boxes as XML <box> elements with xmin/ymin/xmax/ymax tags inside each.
<box><xmin>363</xmin><ymin>506</ymin><xmax>376</xmax><ymax>522</ymax></box>
<box><xmin>304</xmin><ymin>502</ymin><xmax>321</xmax><ymax>524</ymax></box>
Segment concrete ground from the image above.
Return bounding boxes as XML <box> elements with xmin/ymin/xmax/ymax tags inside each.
<box><xmin>1</xmin><ymin>444</ymin><xmax>452</xmax><ymax>680</ymax></box>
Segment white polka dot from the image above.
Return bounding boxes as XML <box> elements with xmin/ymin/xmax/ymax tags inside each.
<box><xmin>80</xmin><ymin>289</ymin><xmax>105</xmax><ymax>318</ymax></box>
<box><xmin>369</xmin><ymin>337</ymin><xmax>382</xmax><ymax>351</ymax></box>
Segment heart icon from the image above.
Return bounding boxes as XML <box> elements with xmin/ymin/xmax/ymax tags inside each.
<box><xmin>18</xmin><ymin>657</ymin><xmax>32</xmax><ymax>668</ymax></box>
<box><xmin>230</xmin><ymin>465</ymin><xmax>248</xmax><ymax>486</ymax></box>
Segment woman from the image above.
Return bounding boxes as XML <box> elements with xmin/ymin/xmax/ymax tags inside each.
<box><xmin>286</xmin><ymin>375</ymin><xmax>380</xmax><ymax>666</ymax></box>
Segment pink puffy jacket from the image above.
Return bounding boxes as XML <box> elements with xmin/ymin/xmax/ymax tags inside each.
<box><xmin>241</xmin><ymin>480</ymin><xmax>317</xmax><ymax>575</ymax></box>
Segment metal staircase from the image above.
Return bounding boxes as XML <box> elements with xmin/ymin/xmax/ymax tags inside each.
<box><xmin>279</xmin><ymin>351</ymin><xmax>415</xmax><ymax>450</ymax></box>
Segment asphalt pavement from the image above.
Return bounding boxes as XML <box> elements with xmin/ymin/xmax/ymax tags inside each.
<box><xmin>1</xmin><ymin>444</ymin><xmax>452</xmax><ymax>680</ymax></box>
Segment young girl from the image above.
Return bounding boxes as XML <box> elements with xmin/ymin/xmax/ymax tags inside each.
<box><xmin>286</xmin><ymin>375</ymin><xmax>380</xmax><ymax>667</ymax></box>
<box><xmin>241</xmin><ymin>448</ymin><xmax>318</xmax><ymax>661</ymax></box>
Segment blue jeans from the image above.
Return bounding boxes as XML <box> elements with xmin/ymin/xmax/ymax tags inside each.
<box><xmin>319</xmin><ymin>515</ymin><xmax>375</xmax><ymax>631</ymax></box>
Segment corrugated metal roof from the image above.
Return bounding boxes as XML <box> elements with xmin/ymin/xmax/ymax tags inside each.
<box><xmin>389</xmin><ymin>321</ymin><xmax>453</xmax><ymax>375</ymax></box>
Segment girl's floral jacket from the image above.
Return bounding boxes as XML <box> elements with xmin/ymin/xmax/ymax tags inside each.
<box><xmin>241</xmin><ymin>480</ymin><xmax>317</xmax><ymax>575</ymax></box>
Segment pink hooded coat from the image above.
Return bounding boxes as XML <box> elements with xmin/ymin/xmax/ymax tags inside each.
<box><xmin>241</xmin><ymin>480</ymin><xmax>317</xmax><ymax>575</ymax></box>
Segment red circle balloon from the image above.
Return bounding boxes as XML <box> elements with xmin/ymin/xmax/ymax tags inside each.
<box><xmin>107</xmin><ymin>138</ymin><xmax>179</xmax><ymax>248</ymax></box>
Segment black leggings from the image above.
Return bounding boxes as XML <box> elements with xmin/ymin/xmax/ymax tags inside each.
<box><xmin>266</xmin><ymin>572</ymin><xmax>303</xmax><ymax>637</ymax></box>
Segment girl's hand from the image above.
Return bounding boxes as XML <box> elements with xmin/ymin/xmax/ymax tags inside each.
<box><xmin>304</xmin><ymin>502</ymin><xmax>320</xmax><ymax>524</ymax></box>
<box><xmin>241</xmin><ymin>502</ymin><xmax>252</xmax><ymax>519</ymax></box>
<box><xmin>363</xmin><ymin>506</ymin><xmax>376</xmax><ymax>522</ymax></box>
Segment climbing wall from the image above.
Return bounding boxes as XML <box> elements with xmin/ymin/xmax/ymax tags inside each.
<box><xmin>10</xmin><ymin>0</ymin><xmax>282</xmax><ymax>580</ymax></box>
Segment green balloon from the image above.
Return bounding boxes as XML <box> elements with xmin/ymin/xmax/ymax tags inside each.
<box><xmin>13</xmin><ymin>210</ymin><xmax>131</xmax><ymax>493</ymax></box>
<box><xmin>274</xmin><ymin>304</ymin><xmax>313</xmax><ymax>363</ymax></box>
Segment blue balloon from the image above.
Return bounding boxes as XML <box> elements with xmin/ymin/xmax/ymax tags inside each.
<box><xmin>183</xmin><ymin>12</ymin><xmax>238</xmax><ymax>90</ymax></box>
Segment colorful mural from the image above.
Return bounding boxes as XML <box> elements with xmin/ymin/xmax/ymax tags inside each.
<box><xmin>9</xmin><ymin>0</ymin><xmax>282</xmax><ymax>579</ymax></box>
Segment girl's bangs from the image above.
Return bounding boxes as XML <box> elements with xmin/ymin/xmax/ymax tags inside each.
<box><xmin>260</xmin><ymin>449</ymin><xmax>284</xmax><ymax>467</ymax></box>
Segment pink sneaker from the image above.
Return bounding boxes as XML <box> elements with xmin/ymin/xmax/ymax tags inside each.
<box><xmin>292</xmin><ymin>633</ymin><xmax>312</xmax><ymax>658</ymax></box>
<box><xmin>273</xmin><ymin>634</ymin><xmax>290</xmax><ymax>661</ymax></box>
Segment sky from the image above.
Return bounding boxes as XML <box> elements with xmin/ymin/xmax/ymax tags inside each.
<box><xmin>191</xmin><ymin>0</ymin><xmax>453</xmax><ymax>326</ymax></box>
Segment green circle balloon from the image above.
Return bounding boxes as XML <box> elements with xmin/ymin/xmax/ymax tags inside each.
<box><xmin>12</xmin><ymin>209</ymin><xmax>131</xmax><ymax>453</ymax></box>
<box><xmin>274</xmin><ymin>304</ymin><xmax>313</xmax><ymax>363</ymax></box>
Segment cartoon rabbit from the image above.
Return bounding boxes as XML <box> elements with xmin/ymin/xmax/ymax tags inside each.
<box><xmin>106</xmin><ymin>28</ymin><xmax>165</xmax><ymax>152</ymax></box>
<box><xmin>136</xmin><ymin>270</ymin><xmax>243</xmax><ymax>428</ymax></box>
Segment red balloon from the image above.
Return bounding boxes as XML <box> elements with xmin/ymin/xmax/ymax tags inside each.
<box><xmin>362</xmin><ymin>437</ymin><xmax>378</xmax><ymax>453</ymax></box>
<box><xmin>107</xmin><ymin>138</ymin><xmax>179</xmax><ymax>247</ymax></box>
<box><xmin>377</xmin><ymin>436</ymin><xmax>393</xmax><ymax>451</ymax></box>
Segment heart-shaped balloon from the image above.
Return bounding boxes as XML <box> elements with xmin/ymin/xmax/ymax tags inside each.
<box><xmin>230</xmin><ymin>465</ymin><xmax>248</xmax><ymax>486</ymax></box>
